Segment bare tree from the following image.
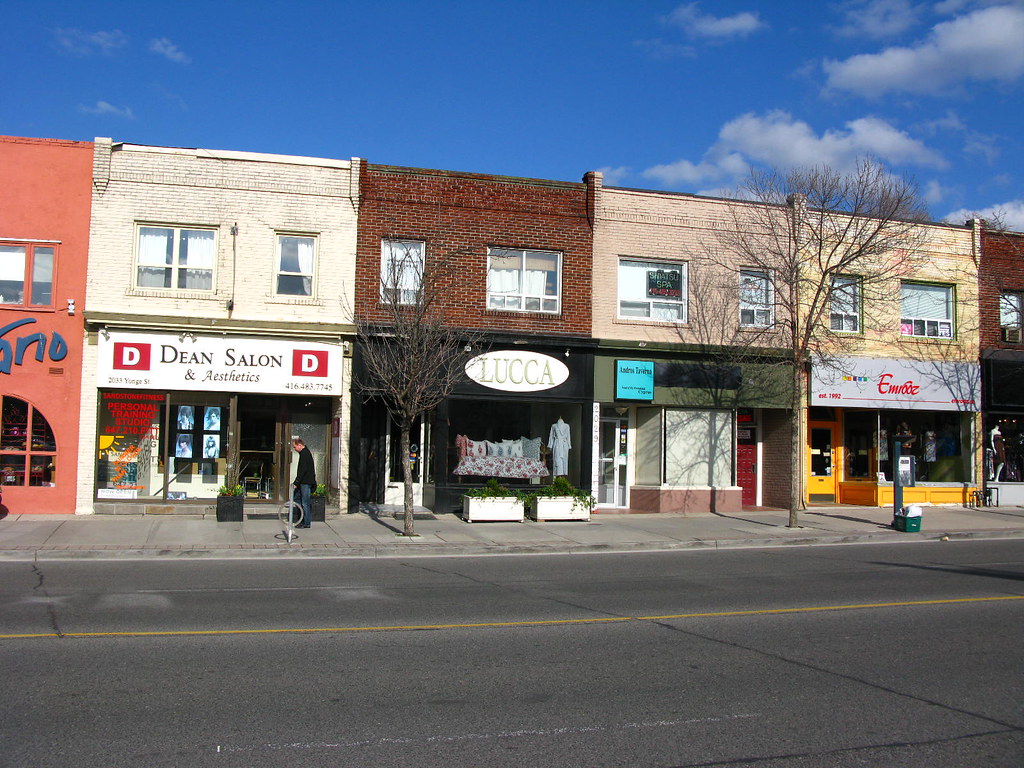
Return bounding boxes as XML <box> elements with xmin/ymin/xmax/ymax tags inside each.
<box><xmin>709</xmin><ymin>158</ymin><xmax>929</xmax><ymax>527</ymax></box>
<box><xmin>355</xmin><ymin>242</ymin><xmax>482</xmax><ymax>536</ymax></box>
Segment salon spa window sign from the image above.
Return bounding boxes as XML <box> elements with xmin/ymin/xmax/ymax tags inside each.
<box><xmin>811</xmin><ymin>357</ymin><xmax>980</xmax><ymax>411</ymax></box>
<box><xmin>464</xmin><ymin>351</ymin><xmax>569</xmax><ymax>393</ymax></box>
<box><xmin>96</xmin><ymin>332</ymin><xmax>343</xmax><ymax>396</ymax></box>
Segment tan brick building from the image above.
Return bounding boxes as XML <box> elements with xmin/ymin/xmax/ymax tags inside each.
<box><xmin>79</xmin><ymin>140</ymin><xmax>360</xmax><ymax>515</ymax></box>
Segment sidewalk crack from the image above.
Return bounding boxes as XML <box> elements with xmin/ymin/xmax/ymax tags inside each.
<box><xmin>30</xmin><ymin>563</ymin><xmax>65</xmax><ymax>638</ymax></box>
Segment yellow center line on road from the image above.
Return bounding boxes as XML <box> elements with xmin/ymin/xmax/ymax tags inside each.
<box><xmin>2</xmin><ymin>595</ymin><xmax>1021</xmax><ymax>640</ymax></box>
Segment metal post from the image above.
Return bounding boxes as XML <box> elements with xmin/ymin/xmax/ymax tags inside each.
<box><xmin>892</xmin><ymin>438</ymin><xmax>903</xmax><ymax>517</ymax></box>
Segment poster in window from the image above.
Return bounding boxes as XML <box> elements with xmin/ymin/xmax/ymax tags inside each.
<box><xmin>203</xmin><ymin>406</ymin><xmax>221</xmax><ymax>432</ymax></box>
<box><xmin>177</xmin><ymin>405</ymin><xmax>194</xmax><ymax>430</ymax></box>
<box><xmin>202</xmin><ymin>434</ymin><xmax>220</xmax><ymax>459</ymax></box>
<box><xmin>646</xmin><ymin>268</ymin><xmax>681</xmax><ymax>299</ymax></box>
<box><xmin>175</xmin><ymin>433</ymin><xmax>193</xmax><ymax>458</ymax></box>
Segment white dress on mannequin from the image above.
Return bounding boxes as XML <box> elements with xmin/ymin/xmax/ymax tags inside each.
<box><xmin>548</xmin><ymin>417</ymin><xmax>571</xmax><ymax>476</ymax></box>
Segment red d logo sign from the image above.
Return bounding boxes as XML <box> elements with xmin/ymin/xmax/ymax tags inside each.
<box><xmin>292</xmin><ymin>350</ymin><xmax>328</xmax><ymax>377</ymax></box>
<box><xmin>113</xmin><ymin>342</ymin><xmax>151</xmax><ymax>370</ymax></box>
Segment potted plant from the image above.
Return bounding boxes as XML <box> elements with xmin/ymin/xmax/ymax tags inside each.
<box><xmin>216</xmin><ymin>479</ymin><xmax>244</xmax><ymax>522</ymax></box>
<box><xmin>311</xmin><ymin>483</ymin><xmax>328</xmax><ymax>522</ymax></box>
<box><xmin>527</xmin><ymin>476</ymin><xmax>594</xmax><ymax>521</ymax></box>
<box><xmin>462</xmin><ymin>478</ymin><xmax>525</xmax><ymax>522</ymax></box>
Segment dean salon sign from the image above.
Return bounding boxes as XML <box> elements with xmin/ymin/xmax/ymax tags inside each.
<box><xmin>464</xmin><ymin>351</ymin><xmax>569</xmax><ymax>393</ymax></box>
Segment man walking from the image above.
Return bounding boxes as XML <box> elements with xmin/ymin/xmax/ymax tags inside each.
<box><xmin>291</xmin><ymin>437</ymin><xmax>316</xmax><ymax>528</ymax></box>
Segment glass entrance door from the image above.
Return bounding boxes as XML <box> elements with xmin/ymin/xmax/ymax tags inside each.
<box><xmin>808</xmin><ymin>426</ymin><xmax>836</xmax><ymax>502</ymax></box>
<box><xmin>599</xmin><ymin>417</ymin><xmax>628</xmax><ymax>507</ymax></box>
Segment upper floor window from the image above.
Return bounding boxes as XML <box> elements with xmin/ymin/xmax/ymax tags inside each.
<box><xmin>1</xmin><ymin>395</ymin><xmax>56</xmax><ymax>487</ymax></box>
<box><xmin>487</xmin><ymin>247</ymin><xmax>560</xmax><ymax>314</ymax></box>
<box><xmin>136</xmin><ymin>225</ymin><xmax>215</xmax><ymax>292</ymax></box>
<box><xmin>830</xmin><ymin>275</ymin><xmax>861</xmax><ymax>332</ymax></box>
<box><xmin>381</xmin><ymin>239</ymin><xmax>424</xmax><ymax>305</ymax></box>
<box><xmin>0</xmin><ymin>242</ymin><xmax>55</xmax><ymax>308</ymax></box>
<box><xmin>1000</xmin><ymin>291</ymin><xmax>1023</xmax><ymax>329</ymax></box>
<box><xmin>276</xmin><ymin>234</ymin><xmax>316</xmax><ymax>297</ymax></box>
<box><xmin>618</xmin><ymin>259</ymin><xmax>687</xmax><ymax>322</ymax></box>
<box><xmin>900</xmin><ymin>282</ymin><xmax>952</xmax><ymax>338</ymax></box>
<box><xmin>739</xmin><ymin>269</ymin><xmax>773</xmax><ymax>327</ymax></box>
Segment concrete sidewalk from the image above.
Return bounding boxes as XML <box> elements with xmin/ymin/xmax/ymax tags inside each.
<box><xmin>1</xmin><ymin>503</ymin><xmax>1023</xmax><ymax>561</ymax></box>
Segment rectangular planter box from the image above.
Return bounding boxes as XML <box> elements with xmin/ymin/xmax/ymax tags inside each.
<box><xmin>462</xmin><ymin>496</ymin><xmax>525</xmax><ymax>522</ymax></box>
<box><xmin>530</xmin><ymin>497</ymin><xmax>590</xmax><ymax>521</ymax></box>
<box><xmin>312</xmin><ymin>496</ymin><xmax>326</xmax><ymax>522</ymax></box>
<box><xmin>216</xmin><ymin>495</ymin><xmax>244</xmax><ymax>522</ymax></box>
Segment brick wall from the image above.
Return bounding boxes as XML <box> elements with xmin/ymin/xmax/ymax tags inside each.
<box><xmin>354</xmin><ymin>163</ymin><xmax>594</xmax><ymax>337</ymax></box>
<box><xmin>761</xmin><ymin>408</ymin><xmax>793</xmax><ymax>508</ymax></box>
<box><xmin>980</xmin><ymin>227</ymin><xmax>1024</xmax><ymax>349</ymax></box>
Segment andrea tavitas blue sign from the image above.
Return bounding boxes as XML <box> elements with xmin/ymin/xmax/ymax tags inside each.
<box><xmin>616</xmin><ymin>360</ymin><xmax>654</xmax><ymax>400</ymax></box>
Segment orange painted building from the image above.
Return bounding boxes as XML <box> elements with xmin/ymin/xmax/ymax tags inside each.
<box><xmin>0</xmin><ymin>136</ymin><xmax>93</xmax><ymax>514</ymax></box>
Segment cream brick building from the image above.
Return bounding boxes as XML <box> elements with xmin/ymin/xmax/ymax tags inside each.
<box><xmin>78</xmin><ymin>140</ymin><xmax>360</xmax><ymax>515</ymax></box>
<box><xmin>591</xmin><ymin>176</ymin><xmax>981</xmax><ymax>514</ymax></box>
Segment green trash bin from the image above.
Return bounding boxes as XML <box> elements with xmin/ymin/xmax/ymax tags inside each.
<box><xmin>893</xmin><ymin>505</ymin><xmax>922</xmax><ymax>532</ymax></box>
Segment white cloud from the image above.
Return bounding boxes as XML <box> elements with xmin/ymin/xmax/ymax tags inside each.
<box><xmin>633</xmin><ymin>38</ymin><xmax>696</xmax><ymax>60</ymax></box>
<box><xmin>944</xmin><ymin>200</ymin><xmax>1024</xmax><ymax>231</ymax></box>
<box><xmin>832</xmin><ymin>0</ymin><xmax>922</xmax><ymax>39</ymax></box>
<box><xmin>149</xmin><ymin>37</ymin><xmax>192</xmax><ymax>64</ymax></box>
<box><xmin>643</xmin><ymin>110</ymin><xmax>944</xmax><ymax>188</ymax></box>
<box><xmin>596</xmin><ymin>166</ymin><xmax>632</xmax><ymax>186</ymax></box>
<box><xmin>923</xmin><ymin>178</ymin><xmax>947</xmax><ymax>205</ymax></box>
<box><xmin>824</xmin><ymin>5</ymin><xmax>1024</xmax><ymax>97</ymax></box>
<box><xmin>55</xmin><ymin>28</ymin><xmax>127</xmax><ymax>55</ymax></box>
<box><xmin>664</xmin><ymin>3</ymin><xmax>765</xmax><ymax>40</ymax></box>
<box><xmin>79</xmin><ymin>101</ymin><xmax>135</xmax><ymax>119</ymax></box>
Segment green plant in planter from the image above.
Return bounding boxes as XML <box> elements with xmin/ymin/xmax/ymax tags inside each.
<box><xmin>464</xmin><ymin>478</ymin><xmax>522</xmax><ymax>500</ymax></box>
<box><xmin>528</xmin><ymin>476</ymin><xmax>595</xmax><ymax>512</ymax></box>
<box><xmin>218</xmin><ymin>482</ymin><xmax>244</xmax><ymax>497</ymax></box>
<box><xmin>312</xmin><ymin>483</ymin><xmax>328</xmax><ymax>497</ymax></box>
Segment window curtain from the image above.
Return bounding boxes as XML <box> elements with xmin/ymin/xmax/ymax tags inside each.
<box><xmin>488</xmin><ymin>253</ymin><xmax>521</xmax><ymax>294</ymax></box>
<box><xmin>901</xmin><ymin>284</ymin><xmax>949</xmax><ymax>319</ymax></box>
<box><xmin>138</xmin><ymin>229</ymin><xmax>172</xmax><ymax>266</ymax></box>
<box><xmin>180</xmin><ymin>230</ymin><xmax>214</xmax><ymax>290</ymax></box>
<box><xmin>296</xmin><ymin>237</ymin><xmax>314</xmax><ymax>295</ymax></box>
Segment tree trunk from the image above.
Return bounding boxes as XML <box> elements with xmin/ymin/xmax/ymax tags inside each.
<box><xmin>789</xmin><ymin>363</ymin><xmax>803</xmax><ymax>528</ymax></box>
<box><xmin>400</xmin><ymin>421</ymin><xmax>415</xmax><ymax>536</ymax></box>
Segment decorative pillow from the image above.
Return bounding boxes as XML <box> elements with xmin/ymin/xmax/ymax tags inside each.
<box><xmin>466</xmin><ymin>439</ymin><xmax>486</xmax><ymax>458</ymax></box>
<box><xmin>485</xmin><ymin>440</ymin><xmax>502</xmax><ymax>457</ymax></box>
<box><xmin>509</xmin><ymin>440</ymin><xmax>524</xmax><ymax>458</ymax></box>
<box><xmin>455</xmin><ymin>434</ymin><xmax>468</xmax><ymax>459</ymax></box>
<box><xmin>521</xmin><ymin>436</ymin><xmax>541</xmax><ymax>460</ymax></box>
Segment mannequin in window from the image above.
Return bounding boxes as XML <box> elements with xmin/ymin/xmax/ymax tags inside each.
<box><xmin>548</xmin><ymin>417</ymin><xmax>571</xmax><ymax>477</ymax></box>
<box><xmin>991</xmin><ymin>426</ymin><xmax>1005</xmax><ymax>481</ymax></box>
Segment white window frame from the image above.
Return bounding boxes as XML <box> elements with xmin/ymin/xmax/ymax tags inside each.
<box><xmin>900</xmin><ymin>281</ymin><xmax>953</xmax><ymax>339</ymax></box>
<box><xmin>617</xmin><ymin>258</ymin><xmax>688</xmax><ymax>323</ymax></box>
<box><xmin>276</xmin><ymin>233</ymin><xmax>317</xmax><ymax>297</ymax></box>
<box><xmin>1000</xmin><ymin>291</ymin><xmax>1023</xmax><ymax>329</ymax></box>
<box><xmin>830</xmin><ymin>275</ymin><xmax>860</xmax><ymax>333</ymax></box>
<box><xmin>380</xmin><ymin>239</ymin><xmax>425</xmax><ymax>305</ymax></box>
<box><xmin>486</xmin><ymin>247</ymin><xmax>561</xmax><ymax>314</ymax></box>
<box><xmin>135</xmin><ymin>224</ymin><xmax>216</xmax><ymax>292</ymax></box>
<box><xmin>739</xmin><ymin>269</ymin><xmax>773</xmax><ymax>327</ymax></box>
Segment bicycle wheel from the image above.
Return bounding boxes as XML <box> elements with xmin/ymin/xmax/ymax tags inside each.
<box><xmin>278</xmin><ymin>499</ymin><xmax>303</xmax><ymax>528</ymax></box>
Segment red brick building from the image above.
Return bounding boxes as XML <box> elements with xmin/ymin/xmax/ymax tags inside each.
<box><xmin>979</xmin><ymin>224</ymin><xmax>1024</xmax><ymax>504</ymax></box>
<box><xmin>0</xmin><ymin>137</ymin><xmax>93</xmax><ymax>514</ymax></box>
<box><xmin>350</xmin><ymin>163</ymin><xmax>598</xmax><ymax>513</ymax></box>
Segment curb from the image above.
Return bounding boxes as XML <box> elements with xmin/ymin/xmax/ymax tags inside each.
<box><xmin>2</xmin><ymin>528</ymin><xmax>1022</xmax><ymax>562</ymax></box>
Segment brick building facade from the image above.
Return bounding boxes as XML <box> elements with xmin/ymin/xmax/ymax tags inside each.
<box><xmin>79</xmin><ymin>139</ymin><xmax>359</xmax><ymax>515</ymax></box>
<box><xmin>350</xmin><ymin>163</ymin><xmax>598</xmax><ymax>514</ymax></box>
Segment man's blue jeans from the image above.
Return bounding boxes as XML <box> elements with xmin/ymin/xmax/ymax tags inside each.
<box><xmin>293</xmin><ymin>484</ymin><xmax>312</xmax><ymax>526</ymax></box>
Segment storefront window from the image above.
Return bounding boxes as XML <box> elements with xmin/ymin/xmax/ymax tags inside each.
<box><xmin>0</xmin><ymin>396</ymin><xmax>56</xmax><ymax>486</ymax></box>
<box><xmin>166</xmin><ymin>396</ymin><xmax>230</xmax><ymax>500</ymax></box>
<box><xmin>450</xmin><ymin>399</ymin><xmax>582</xmax><ymax>486</ymax></box>
<box><xmin>664</xmin><ymin>409</ymin><xmax>732</xmax><ymax>487</ymax></box>
<box><xmin>96</xmin><ymin>392</ymin><xmax>165</xmax><ymax>499</ymax></box>
<box><xmin>877</xmin><ymin>411</ymin><xmax>969</xmax><ymax>483</ymax></box>
<box><xmin>844</xmin><ymin>410</ymin><xmax>877</xmax><ymax>479</ymax></box>
<box><xmin>985</xmin><ymin>417</ymin><xmax>1024</xmax><ymax>483</ymax></box>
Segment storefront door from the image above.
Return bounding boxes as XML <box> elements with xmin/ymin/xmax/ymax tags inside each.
<box><xmin>598</xmin><ymin>417</ymin><xmax>628</xmax><ymax>507</ymax></box>
<box><xmin>809</xmin><ymin>426</ymin><xmax>836</xmax><ymax>502</ymax></box>
<box><xmin>736</xmin><ymin>426</ymin><xmax>757</xmax><ymax>506</ymax></box>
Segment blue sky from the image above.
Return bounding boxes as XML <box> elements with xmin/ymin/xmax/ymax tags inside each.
<box><xmin>5</xmin><ymin>0</ymin><xmax>1024</xmax><ymax>228</ymax></box>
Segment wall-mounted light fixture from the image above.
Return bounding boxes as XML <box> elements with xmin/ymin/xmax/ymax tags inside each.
<box><xmin>564</xmin><ymin>349</ymin><xmax>570</xmax><ymax>358</ymax></box>
<box><xmin>66</xmin><ymin>299</ymin><xmax>76</xmax><ymax>316</ymax></box>
<box><xmin>178</xmin><ymin>331</ymin><xmax>197</xmax><ymax>342</ymax></box>
<box><xmin>99</xmin><ymin>328</ymin><xmax>110</xmax><ymax>340</ymax></box>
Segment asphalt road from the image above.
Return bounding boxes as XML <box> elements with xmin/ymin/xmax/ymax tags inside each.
<box><xmin>2</xmin><ymin>540</ymin><xmax>1022</xmax><ymax>767</ymax></box>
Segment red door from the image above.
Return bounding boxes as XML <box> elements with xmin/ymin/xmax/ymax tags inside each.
<box><xmin>737</xmin><ymin>427</ymin><xmax>757</xmax><ymax>506</ymax></box>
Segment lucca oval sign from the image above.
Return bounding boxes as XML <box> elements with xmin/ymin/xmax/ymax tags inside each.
<box><xmin>465</xmin><ymin>351</ymin><xmax>569</xmax><ymax>393</ymax></box>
